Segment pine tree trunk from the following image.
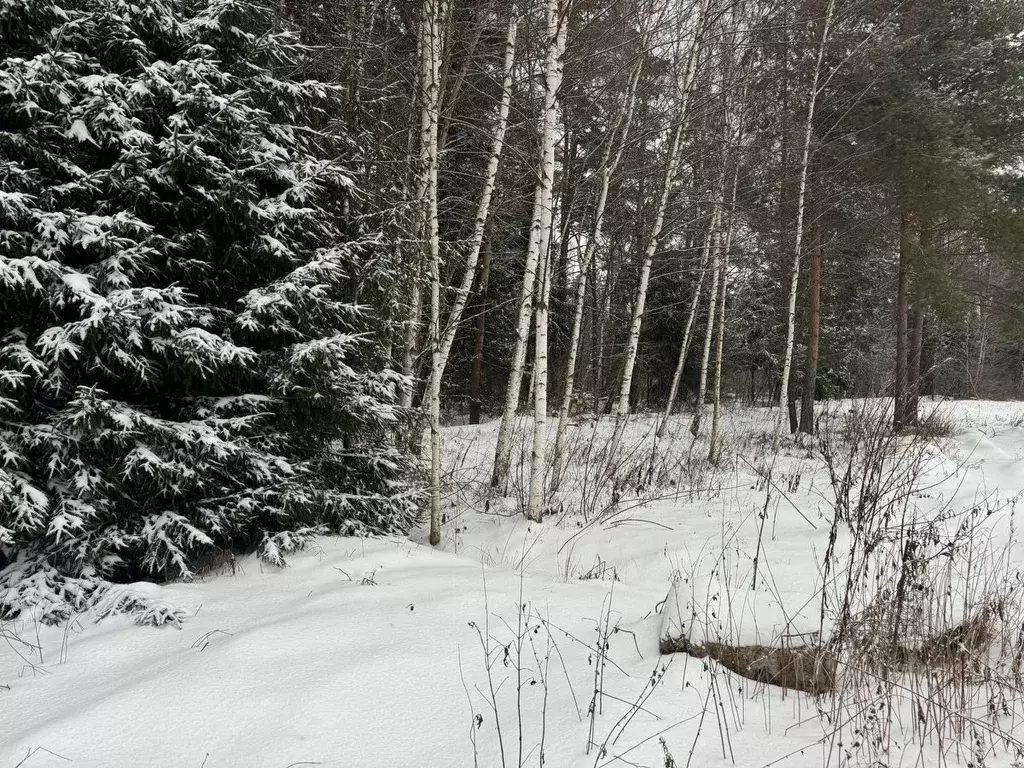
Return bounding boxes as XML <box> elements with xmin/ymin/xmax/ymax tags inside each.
<box><xmin>595</xmin><ymin>246</ymin><xmax>616</xmax><ymax>413</ymax></box>
<box><xmin>798</xmin><ymin>209</ymin><xmax>823</xmax><ymax>434</ymax></box>
<box><xmin>894</xmin><ymin>207</ymin><xmax>912</xmax><ymax>431</ymax></box>
<box><xmin>906</xmin><ymin>225</ymin><xmax>930</xmax><ymax>426</ymax></box>
<box><xmin>908</xmin><ymin>301</ymin><xmax>925</xmax><ymax>425</ymax></box>
<box><xmin>492</xmin><ymin>0</ymin><xmax>566</xmax><ymax>494</ymax></box>
<box><xmin>469</xmin><ymin>234</ymin><xmax>492</xmax><ymax>425</ymax></box>
<box><xmin>775</xmin><ymin>0</ymin><xmax>834</xmax><ymax>446</ymax></box>
<box><xmin>787</xmin><ymin>379</ymin><xmax>799</xmax><ymax>434</ymax></box>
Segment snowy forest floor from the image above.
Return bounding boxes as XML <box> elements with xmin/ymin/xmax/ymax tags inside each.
<box><xmin>3</xmin><ymin>399</ymin><xmax>1024</xmax><ymax>768</ymax></box>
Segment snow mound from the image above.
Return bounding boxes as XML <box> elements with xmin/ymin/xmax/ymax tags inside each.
<box><xmin>660</xmin><ymin>572</ymin><xmax>831</xmax><ymax>650</ymax></box>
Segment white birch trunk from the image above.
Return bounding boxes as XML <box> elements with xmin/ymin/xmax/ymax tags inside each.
<box><xmin>691</xmin><ymin>100</ymin><xmax>743</xmax><ymax>441</ymax></box>
<box><xmin>528</xmin><ymin>227</ymin><xmax>556</xmax><ymax>520</ymax></box>
<box><xmin>608</xmin><ymin>122</ymin><xmax>684</xmax><ymax>451</ymax></box>
<box><xmin>658</xmin><ymin>206</ymin><xmax>719</xmax><ymax>437</ymax></box>
<box><xmin>708</xmin><ymin>98</ymin><xmax>745</xmax><ymax>459</ymax></box>
<box><xmin>707</xmin><ymin>252</ymin><xmax>729</xmax><ymax>460</ymax></box>
<box><xmin>429</xmin><ymin>14</ymin><xmax>518</xmax><ymax>389</ymax></box>
<box><xmin>690</xmin><ymin>229</ymin><xmax>722</xmax><ymax>437</ymax></box>
<box><xmin>526</xmin><ymin>0</ymin><xmax>568</xmax><ymax>518</ymax></box>
<box><xmin>708</xmin><ymin>169</ymin><xmax>740</xmax><ymax>461</ymax></box>
<box><xmin>419</xmin><ymin>0</ymin><xmax>444</xmax><ymax>546</ymax></box>
<box><xmin>609</xmin><ymin>0</ymin><xmax>708</xmax><ymax>457</ymax></box>
<box><xmin>775</xmin><ymin>0</ymin><xmax>835</xmax><ymax>447</ymax></box>
<box><xmin>492</xmin><ymin>0</ymin><xmax>567</xmax><ymax>494</ymax></box>
<box><xmin>400</xmin><ymin>17</ymin><xmax>432</xmax><ymax>413</ymax></box>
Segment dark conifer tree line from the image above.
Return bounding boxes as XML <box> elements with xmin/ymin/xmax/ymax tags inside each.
<box><xmin>3</xmin><ymin>0</ymin><xmax>1023</xmax><ymax>612</ymax></box>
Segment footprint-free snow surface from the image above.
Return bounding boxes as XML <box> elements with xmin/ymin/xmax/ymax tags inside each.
<box><xmin>3</xmin><ymin>400</ymin><xmax>1023</xmax><ymax>768</ymax></box>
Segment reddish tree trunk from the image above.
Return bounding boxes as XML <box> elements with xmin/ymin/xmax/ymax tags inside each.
<box><xmin>469</xmin><ymin>234</ymin><xmax>492</xmax><ymax>425</ymax></box>
<box><xmin>787</xmin><ymin>370</ymin><xmax>799</xmax><ymax>434</ymax></box>
<box><xmin>906</xmin><ymin>226</ymin><xmax>930</xmax><ymax>426</ymax></box>
<box><xmin>908</xmin><ymin>303</ymin><xmax>925</xmax><ymax>425</ymax></box>
<box><xmin>894</xmin><ymin>208</ymin><xmax>912</xmax><ymax>431</ymax></box>
<box><xmin>799</xmin><ymin>211</ymin><xmax>823</xmax><ymax>434</ymax></box>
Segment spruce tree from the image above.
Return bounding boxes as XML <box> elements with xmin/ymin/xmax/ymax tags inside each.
<box><xmin>0</xmin><ymin>0</ymin><xmax>418</xmax><ymax>622</ymax></box>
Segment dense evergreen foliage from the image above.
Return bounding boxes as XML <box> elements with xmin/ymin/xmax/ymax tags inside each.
<box><xmin>0</xmin><ymin>0</ymin><xmax>417</xmax><ymax>621</ymax></box>
<box><xmin>2</xmin><ymin>0</ymin><xmax>1023</xmax><ymax>616</ymax></box>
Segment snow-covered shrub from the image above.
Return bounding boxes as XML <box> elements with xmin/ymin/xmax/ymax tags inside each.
<box><xmin>0</xmin><ymin>0</ymin><xmax>418</xmax><ymax>621</ymax></box>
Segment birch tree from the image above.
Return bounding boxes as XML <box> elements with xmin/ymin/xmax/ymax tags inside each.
<box><xmin>433</xmin><ymin>12</ymin><xmax>518</xmax><ymax>377</ymax></box>
<box><xmin>775</xmin><ymin>0</ymin><xmax>835</xmax><ymax>446</ymax></box>
<box><xmin>492</xmin><ymin>0</ymin><xmax>568</xmax><ymax>496</ymax></box>
<box><xmin>690</xmin><ymin>216</ymin><xmax>723</xmax><ymax>437</ymax></box>
<box><xmin>400</xmin><ymin>11</ymin><xmax>432</xmax><ymax>413</ymax></box>
<box><xmin>528</xmin><ymin>223</ymin><xmax>555</xmax><ymax>519</ymax></box>
<box><xmin>608</xmin><ymin>0</ymin><xmax>709</xmax><ymax>458</ymax></box>
<box><xmin>526</xmin><ymin>0</ymin><xmax>569</xmax><ymax>520</ymax></box>
<box><xmin>708</xmin><ymin>161</ymin><xmax>742</xmax><ymax>461</ymax></box>
<box><xmin>659</xmin><ymin>209</ymin><xmax>717</xmax><ymax>437</ymax></box>
<box><xmin>420</xmin><ymin>0</ymin><xmax>444</xmax><ymax>545</ymax></box>
<box><xmin>697</xmin><ymin>28</ymin><xmax>748</xmax><ymax>442</ymax></box>
<box><xmin>421</xmin><ymin>7</ymin><xmax>518</xmax><ymax>501</ymax></box>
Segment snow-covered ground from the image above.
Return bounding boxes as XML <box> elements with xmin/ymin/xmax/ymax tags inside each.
<box><xmin>3</xmin><ymin>400</ymin><xmax>1023</xmax><ymax>768</ymax></box>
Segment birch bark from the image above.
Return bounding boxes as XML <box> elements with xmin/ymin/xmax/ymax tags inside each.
<box><xmin>420</xmin><ymin>0</ymin><xmax>444</xmax><ymax>545</ymax></box>
<box><xmin>608</xmin><ymin>0</ymin><xmax>709</xmax><ymax>457</ymax></box>
<box><xmin>775</xmin><ymin>0</ymin><xmax>835</xmax><ymax>446</ymax></box>
<box><xmin>660</xmin><ymin>205</ymin><xmax>719</xmax><ymax>437</ymax></box>
<box><xmin>708</xmin><ymin>167</ymin><xmax>741</xmax><ymax>461</ymax></box>
<box><xmin>434</xmin><ymin>15</ymin><xmax>518</xmax><ymax>377</ymax></box>
<box><xmin>690</xmin><ymin>229</ymin><xmax>722</xmax><ymax>436</ymax></box>
<box><xmin>492</xmin><ymin>0</ymin><xmax>567</xmax><ymax>494</ymax></box>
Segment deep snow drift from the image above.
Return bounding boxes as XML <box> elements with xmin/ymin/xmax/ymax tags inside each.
<box><xmin>2</xmin><ymin>400</ymin><xmax>1023</xmax><ymax>768</ymax></box>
